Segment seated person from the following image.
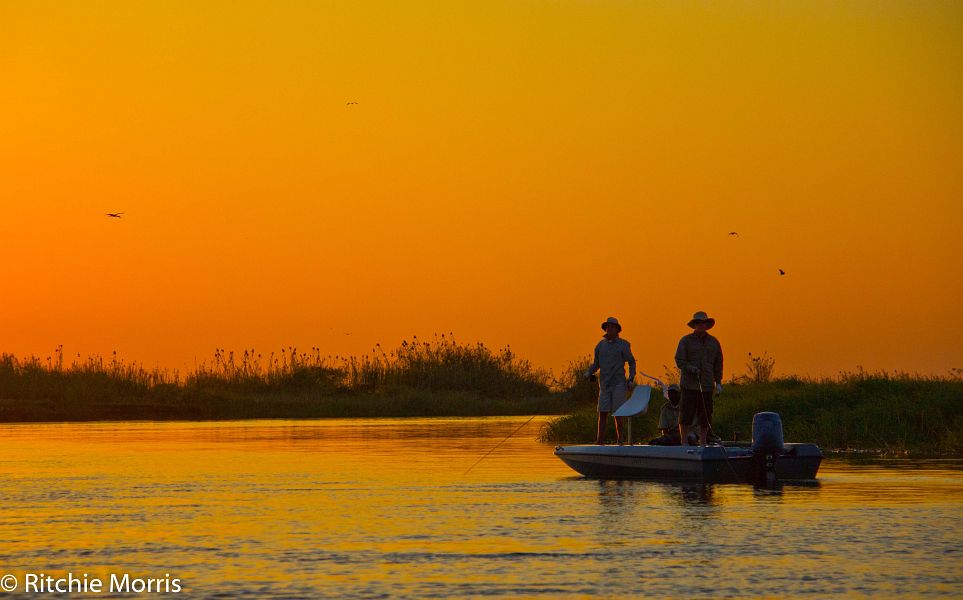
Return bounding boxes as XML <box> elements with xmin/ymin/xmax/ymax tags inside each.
<box><xmin>649</xmin><ymin>384</ymin><xmax>696</xmax><ymax>445</ymax></box>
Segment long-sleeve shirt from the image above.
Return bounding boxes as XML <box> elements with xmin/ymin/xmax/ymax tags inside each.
<box><xmin>675</xmin><ymin>332</ymin><xmax>723</xmax><ymax>390</ymax></box>
<box><xmin>585</xmin><ymin>337</ymin><xmax>636</xmax><ymax>390</ymax></box>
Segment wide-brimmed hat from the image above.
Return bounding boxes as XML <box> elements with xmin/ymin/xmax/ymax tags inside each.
<box><xmin>667</xmin><ymin>383</ymin><xmax>681</xmax><ymax>393</ymax></box>
<box><xmin>600</xmin><ymin>317</ymin><xmax>622</xmax><ymax>332</ymax></box>
<box><xmin>687</xmin><ymin>311</ymin><xmax>715</xmax><ymax>329</ymax></box>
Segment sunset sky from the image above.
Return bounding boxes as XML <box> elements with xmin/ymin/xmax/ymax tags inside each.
<box><xmin>2</xmin><ymin>1</ymin><xmax>961</xmax><ymax>378</ymax></box>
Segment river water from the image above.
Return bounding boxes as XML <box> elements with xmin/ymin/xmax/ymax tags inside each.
<box><xmin>0</xmin><ymin>417</ymin><xmax>959</xmax><ymax>598</ymax></box>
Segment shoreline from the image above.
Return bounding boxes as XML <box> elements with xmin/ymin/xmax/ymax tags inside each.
<box><xmin>2</xmin><ymin>346</ymin><xmax>960</xmax><ymax>455</ymax></box>
<box><xmin>0</xmin><ymin>413</ymin><xmax>957</xmax><ymax>458</ymax></box>
<box><xmin>0</xmin><ymin>390</ymin><xmax>575</xmax><ymax>424</ymax></box>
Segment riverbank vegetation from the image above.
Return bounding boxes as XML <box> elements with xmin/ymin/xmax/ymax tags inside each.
<box><xmin>1</xmin><ymin>343</ymin><xmax>960</xmax><ymax>455</ymax></box>
<box><xmin>0</xmin><ymin>337</ymin><xmax>565</xmax><ymax>421</ymax></box>
<box><xmin>542</xmin><ymin>358</ymin><xmax>963</xmax><ymax>455</ymax></box>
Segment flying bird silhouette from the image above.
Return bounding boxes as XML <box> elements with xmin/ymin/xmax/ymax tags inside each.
<box><xmin>346</xmin><ymin>101</ymin><xmax>359</xmax><ymax>105</ymax></box>
<box><xmin>728</xmin><ymin>232</ymin><xmax>738</xmax><ymax>237</ymax></box>
<box><xmin>778</xmin><ymin>269</ymin><xmax>786</xmax><ymax>276</ymax></box>
<box><xmin>106</xmin><ymin>213</ymin><xmax>124</xmax><ymax>218</ymax></box>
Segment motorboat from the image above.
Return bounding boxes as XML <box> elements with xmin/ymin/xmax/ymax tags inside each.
<box><xmin>554</xmin><ymin>392</ymin><xmax>822</xmax><ymax>484</ymax></box>
<box><xmin>554</xmin><ymin>440</ymin><xmax>822</xmax><ymax>483</ymax></box>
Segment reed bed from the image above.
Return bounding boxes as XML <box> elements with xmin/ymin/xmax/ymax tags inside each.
<box><xmin>2</xmin><ymin>341</ymin><xmax>960</xmax><ymax>455</ymax></box>
<box><xmin>0</xmin><ymin>337</ymin><xmax>559</xmax><ymax>421</ymax></box>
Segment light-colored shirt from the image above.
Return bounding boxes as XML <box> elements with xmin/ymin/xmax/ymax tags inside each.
<box><xmin>586</xmin><ymin>337</ymin><xmax>636</xmax><ymax>390</ymax></box>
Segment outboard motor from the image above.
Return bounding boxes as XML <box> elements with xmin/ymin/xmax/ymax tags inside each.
<box><xmin>751</xmin><ymin>412</ymin><xmax>785</xmax><ymax>486</ymax></box>
<box><xmin>752</xmin><ymin>412</ymin><xmax>785</xmax><ymax>453</ymax></box>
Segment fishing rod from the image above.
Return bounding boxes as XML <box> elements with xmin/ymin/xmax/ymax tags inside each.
<box><xmin>696</xmin><ymin>370</ymin><xmax>748</xmax><ymax>484</ymax></box>
<box><xmin>463</xmin><ymin>415</ymin><xmax>538</xmax><ymax>475</ymax></box>
<box><xmin>637</xmin><ymin>370</ymin><xmax>668</xmax><ymax>397</ymax></box>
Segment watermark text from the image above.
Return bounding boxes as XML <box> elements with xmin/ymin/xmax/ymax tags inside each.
<box><xmin>0</xmin><ymin>572</ymin><xmax>182</xmax><ymax>594</ymax></box>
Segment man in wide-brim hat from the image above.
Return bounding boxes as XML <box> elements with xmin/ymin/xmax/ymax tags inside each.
<box><xmin>674</xmin><ymin>311</ymin><xmax>724</xmax><ymax>446</ymax></box>
<box><xmin>584</xmin><ymin>317</ymin><xmax>637</xmax><ymax>445</ymax></box>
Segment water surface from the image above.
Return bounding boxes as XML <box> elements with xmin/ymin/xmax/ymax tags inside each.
<box><xmin>0</xmin><ymin>418</ymin><xmax>960</xmax><ymax>598</ymax></box>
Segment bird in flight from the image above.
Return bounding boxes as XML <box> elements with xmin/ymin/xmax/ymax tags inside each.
<box><xmin>778</xmin><ymin>269</ymin><xmax>786</xmax><ymax>276</ymax></box>
<box><xmin>106</xmin><ymin>212</ymin><xmax>124</xmax><ymax>218</ymax></box>
<box><xmin>728</xmin><ymin>232</ymin><xmax>738</xmax><ymax>237</ymax></box>
<box><xmin>346</xmin><ymin>101</ymin><xmax>359</xmax><ymax>106</ymax></box>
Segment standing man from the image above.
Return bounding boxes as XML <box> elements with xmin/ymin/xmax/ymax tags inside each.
<box><xmin>584</xmin><ymin>317</ymin><xmax>637</xmax><ymax>445</ymax></box>
<box><xmin>675</xmin><ymin>311</ymin><xmax>723</xmax><ymax>446</ymax></box>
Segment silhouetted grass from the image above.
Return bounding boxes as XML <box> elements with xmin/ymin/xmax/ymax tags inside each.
<box><xmin>541</xmin><ymin>370</ymin><xmax>963</xmax><ymax>455</ymax></box>
<box><xmin>5</xmin><ymin>343</ymin><xmax>961</xmax><ymax>454</ymax></box>
<box><xmin>0</xmin><ymin>337</ymin><xmax>562</xmax><ymax>421</ymax></box>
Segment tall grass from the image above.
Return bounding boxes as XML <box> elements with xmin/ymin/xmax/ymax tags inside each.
<box><xmin>714</xmin><ymin>371</ymin><xmax>963</xmax><ymax>454</ymax></box>
<box><xmin>183</xmin><ymin>335</ymin><xmax>551</xmax><ymax>397</ymax></box>
<box><xmin>0</xmin><ymin>336</ymin><xmax>557</xmax><ymax>421</ymax></box>
<box><xmin>3</xmin><ymin>342</ymin><xmax>961</xmax><ymax>454</ymax></box>
<box><xmin>541</xmin><ymin>370</ymin><xmax>963</xmax><ymax>455</ymax></box>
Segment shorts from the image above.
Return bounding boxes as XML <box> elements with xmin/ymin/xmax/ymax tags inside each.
<box><xmin>680</xmin><ymin>387</ymin><xmax>713</xmax><ymax>428</ymax></box>
<box><xmin>598</xmin><ymin>383</ymin><xmax>628</xmax><ymax>413</ymax></box>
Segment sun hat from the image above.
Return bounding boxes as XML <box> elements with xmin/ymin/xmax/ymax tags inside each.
<box><xmin>687</xmin><ymin>311</ymin><xmax>715</xmax><ymax>329</ymax></box>
<box><xmin>600</xmin><ymin>317</ymin><xmax>622</xmax><ymax>332</ymax></box>
<box><xmin>667</xmin><ymin>383</ymin><xmax>681</xmax><ymax>393</ymax></box>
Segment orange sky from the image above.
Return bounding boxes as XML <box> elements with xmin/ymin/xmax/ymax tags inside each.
<box><xmin>2</xmin><ymin>1</ymin><xmax>961</xmax><ymax>378</ymax></box>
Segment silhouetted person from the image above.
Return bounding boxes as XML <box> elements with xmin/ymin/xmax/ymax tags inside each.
<box><xmin>649</xmin><ymin>385</ymin><xmax>682</xmax><ymax>445</ymax></box>
<box><xmin>675</xmin><ymin>311</ymin><xmax>723</xmax><ymax>447</ymax></box>
<box><xmin>584</xmin><ymin>317</ymin><xmax>636</xmax><ymax>445</ymax></box>
<box><xmin>649</xmin><ymin>384</ymin><xmax>699</xmax><ymax>445</ymax></box>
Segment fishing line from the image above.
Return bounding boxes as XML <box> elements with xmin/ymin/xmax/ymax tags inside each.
<box><xmin>464</xmin><ymin>415</ymin><xmax>537</xmax><ymax>475</ymax></box>
<box><xmin>697</xmin><ymin>373</ymin><xmax>747</xmax><ymax>483</ymax></box>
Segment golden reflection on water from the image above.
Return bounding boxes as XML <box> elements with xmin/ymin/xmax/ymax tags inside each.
<box><xmin>0</xmin><ymin>418</ymin><xmax>960</xmax><ymax>598</ymax></box>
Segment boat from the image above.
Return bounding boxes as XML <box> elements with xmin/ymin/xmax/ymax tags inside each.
<box><xmin>554</xmin><ymin>410</ymin><xmax>822</xmax><ymax>484</ymax></box>
<box><xmin>554</xmin><ymin>442</ymin><xmax>822</xmax><ymax>483</ymax></box>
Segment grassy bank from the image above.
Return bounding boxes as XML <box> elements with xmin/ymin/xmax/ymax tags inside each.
<box><xmin>3</xmin><ymin>341</ymin><xmax>961</xmax><ymax>454</ymax></box>
<box><xmin>0</xmin><ymin>337</ymin><xmax>572</xmax><ymax>421</ymax></box>
<box><xmin>540</xmin><ymin>372</ymin><xmax>963</xmax><ymax>455</ymax></box>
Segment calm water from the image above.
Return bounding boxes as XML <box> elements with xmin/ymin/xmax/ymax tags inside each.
<box><xmin>0</xmin><ymin>417</ymin><xmax>960</xmax><ymax>598</ymax></box>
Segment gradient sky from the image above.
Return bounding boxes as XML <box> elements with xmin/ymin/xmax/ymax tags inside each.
<box><xmin>2</xmin><ymin>1</ymin><xmax>961</xmax><ymax>378</ymax></box>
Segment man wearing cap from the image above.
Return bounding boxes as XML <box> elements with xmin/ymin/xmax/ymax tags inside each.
<box><xmin>675</xmin><ymin>311</ymin><xmax>724</xmax><ymax>446</ymax></box>
<box><xmin>584</xmin><ymin>317</ymin><xmax>637</xmax><ymax>445</ymax></box>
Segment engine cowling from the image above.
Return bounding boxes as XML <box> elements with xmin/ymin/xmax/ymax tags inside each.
<box><xmin>751</xmin><ymin>412</ymin><xmax>785</xmax><ymax>454</ymax></box>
